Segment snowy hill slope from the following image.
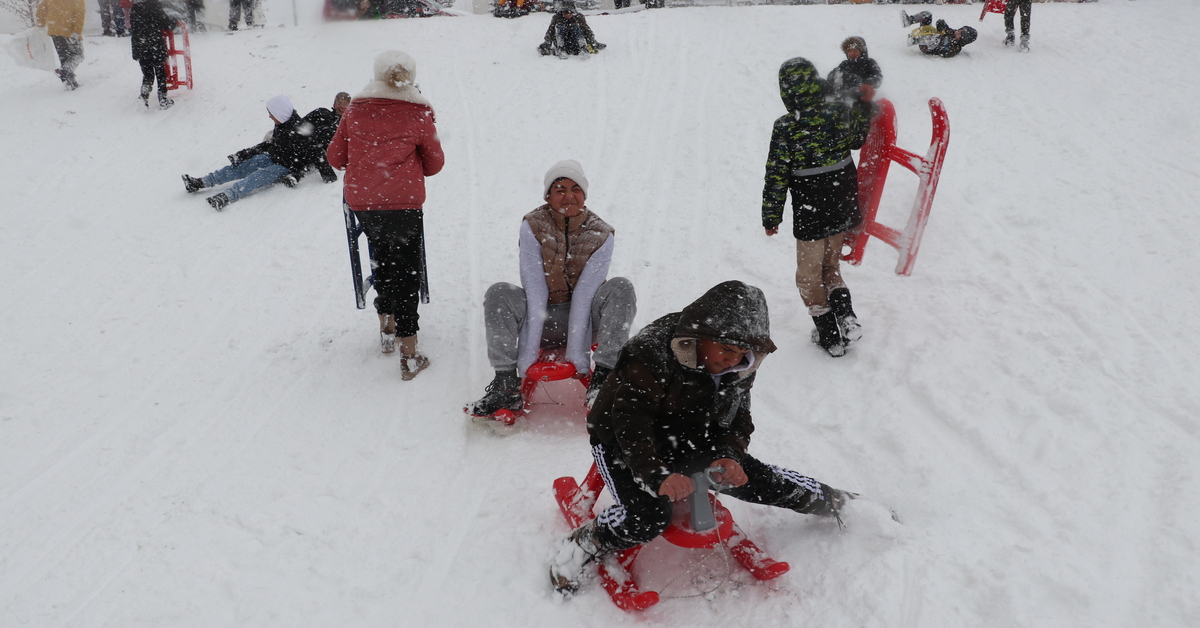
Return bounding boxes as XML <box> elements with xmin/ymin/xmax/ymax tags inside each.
<box><xmin>2</xmin><ymin>1</ymin><xmax>1199</xmax><ymax>626</ymax></box>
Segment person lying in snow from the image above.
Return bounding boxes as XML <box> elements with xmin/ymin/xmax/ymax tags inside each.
<box><xmin>548</xmin><ymin>280</ymin><xmax>850</xmax><ymax>595</ymax></box>
<box><xmin>902</xmin><ymin>10</ymin><xmax>977</xmax><ymax>59</ymax></box>
<box><xmin>538</xmin><ymin>1</ymin><xmax>605</xmax><ymax>58</ymax></box>
<box><xmin>464</xmin><ymin>160</ymin><xmax>637</xmax><ymax>420</ymax></box>
<box><xmin>181</xmin><ymin>95</ymin><xmax>329</xmax><ymax>210</ymax></box>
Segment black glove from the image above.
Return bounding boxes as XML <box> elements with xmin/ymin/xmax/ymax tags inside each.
<box><xmin>321</xmin><ymin>170</ymin><xmax>338</xmax><ymax>184</ymax></box>
<box><xmin>279</xmin><ymin>174</ymin><xmax>299</xmax><ymax>188</ymax></box>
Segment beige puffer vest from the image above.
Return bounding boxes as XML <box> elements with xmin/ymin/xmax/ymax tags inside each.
<box><xmin>524</xmin><ymin>204</ymin><xmax>615</xmax><ymax>304</ymax></box>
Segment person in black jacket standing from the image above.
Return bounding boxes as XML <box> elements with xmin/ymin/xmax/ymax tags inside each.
<box><xmin>826</xmin><ymin>36</ymin><xmax>882</xmax><ymax>106</ymax></box>
<box><xmin>181</xmin><ymin>95</ymin><xmax>324</xmax><ymax>211</ymax></box>
<box><xmin>1004</xmin><ymin>0</ymin><xmax>1032</xmax><ymax>52</ymax></box>
<box><xmin>130</xmin><ymin>0</ymin><xmax>176</xmax><ymax>109</ymax></box>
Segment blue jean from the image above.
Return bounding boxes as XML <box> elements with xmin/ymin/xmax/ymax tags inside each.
<box><xmin>203</xmin><ymin>153</ymin><xmax>289</xmax><ymax>203</ymax></box>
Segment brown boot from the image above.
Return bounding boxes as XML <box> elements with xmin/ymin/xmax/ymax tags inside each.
<box><xmin>399</xmin><ymin>335</ymin><xmax>429</xmax><ymax>381</ymax></box>
<box><xmin>379</xmin><ymin>313</ymin><xmax>397</xmax><ymax>354</ymax></box>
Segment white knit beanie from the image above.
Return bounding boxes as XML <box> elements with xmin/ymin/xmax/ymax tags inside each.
<box><xmin>374</xmin><ymin>50</ymin><xmax>417</xmax><ymax>86</ymax></box>
<box><xmin>265</xmin><ymin>95</ymin><xmax>294</xmax><ymax>122</ymax></box>
<box><xmin>543</xmin><ymin>160</ymin><xmax>589</xmax><ymax>199</ymax></box>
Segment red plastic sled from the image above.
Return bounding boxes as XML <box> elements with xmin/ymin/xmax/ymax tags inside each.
<box><xmin>553</xmin><ymin>463</ymin><xmax>790</xmax><ymax>612</ymax></box>
<box><xmin>842</xmin><ymin>98</ymin><xmax>949</xmax><ymax>276</ymax></box>
<box><xmin>481</xmin><ymin>346</ymin><xmax>591</xmax><ymax>430</ymax></box>
<box><xmin>163</xmin><ymin>21</ymin><xmax>192</xmax><ymax>91</ymax></box>
<box><xmin>979</xmin><ymin>0</ymin><xmax>1006</xmax><ymax>21</ymax></box>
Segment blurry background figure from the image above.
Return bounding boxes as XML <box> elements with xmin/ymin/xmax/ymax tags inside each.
<box><xmin>35</xmin><ymin>0</ymin><xmax>85</xmax><ymax>90</ymax></box>
<box><xmin>538</xmin><ymin>1</ymin><xmax>604</xmax><ymax>58</ymax></box>
<box><xmin>228</xmin><ymin>0</ymin><xmax>255</xmax><ymax>30</ymax></box>
<box><xmin>130</xmin><ymin>0</ymin><xmax>176</xmax><ymax>109</ymax></box>
<box><xmin>1004</xmin><ymin>0</ymin><xmax>1032</xmax><ymax>52</ymax></box>
<box><xmin>183</xmin><ymin>0</ymin><xmax>206</xmax><ymax>32</ymax></box>
<box><xmin>826</xmin><ymin>36</ymin><xmax>882</xmax><ymax>106</ymax></box>
<box><xmin>99</xmin><ymin>0</ymin><xmax>129</xmax><ymax>36</ymax></box>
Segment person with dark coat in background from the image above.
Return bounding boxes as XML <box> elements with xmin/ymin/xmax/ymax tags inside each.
<box><xmin>299</xmin><ymin>92</ymin><xmax>352</xmax><ymax>184</ymax></box>
<box><xmin>902</xmin><ymin>10</ymin><xmax>977</xmax><ymax>59</ymax></box>
<box><xmin>35</xmin><ymin>0</ymin><xmax>85</xmax><ymax>90</ymax></box>
<box><xmin>762</xmin><ymin>58</ymin><xmax>873</xmax><ymax>358</ymax></box>
<box><xmin>826</xmin><ymin>36</ymin><xmax>882</xmax><ymax>105</ymax></box>
<box><xmin>99</xmin><ymin>0</ymin><xmax>128</xmax><ymax>36</ymax></box>
<box><xmin>548</xmin><ymin>281</ymin><xmax>852</xmax><ymax>595</ymax></box>
<box><xmin>327</xmin><ymin>51</ymin><xmax>445</xmax><ymax>379</ymax></box>
<box><xmin>228</xmin><ymin>0</ymin><xmax>255</xmax><ymax>30</ymax></box>
<box><xmin>130</xmin><ymin>0</ymin><xmax>176</xmax><ymax>109</ymax></box>
<box><xmin>1004</xmin><ymin>0</ymin><xmax>1032</xmax><ymax>52</ymax></box>
<box><xmin>538</xmin><ymin>1</ymin><xmax>605</xmax><ymax>58</ymax></box>
<box><xmin>182</xmin><ymin>95</ymin><xmax>326</xmax><ymax>210</ymax></box>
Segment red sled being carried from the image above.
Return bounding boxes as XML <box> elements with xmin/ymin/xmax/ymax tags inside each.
<box><xmin>979</xmin><ymin>0</ymin><xmax>1006</xmax><ymax>21</ymax></box>
<box><xmin>842</xmin><ymin>97</ymin><xmax>949</xmax><ymax>276</ymax></box>
<box><xmin>163</xmin><ymin>21</ymin><xmax>192</xmax><ymax>90</ymax></box>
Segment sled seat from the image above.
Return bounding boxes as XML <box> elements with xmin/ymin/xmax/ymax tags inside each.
<box><xmin>491</xmin><ymin>346</ymin><xmax>591</xmax><ymax>427</ymax></box>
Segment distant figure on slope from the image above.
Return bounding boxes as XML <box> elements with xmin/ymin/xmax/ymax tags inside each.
<box><xmin>538</xmin><ymin>1</ymin><xmax>605</xmax><ymax>58</ymax></box>
<box><xmin>99</xmin><ymin>0</ymin><xmax>129</xmax><ymax>36</ymax></box>
<box><xmin>464</xmin><ymin>160</ymin><xmax>637</xmax><ymax>421</ymax></box>
<box><xmin>902</xmin><ymin>10</ymin><xmax>977</xmax><ymax>59</ymax></box>
<box><xmin>549</xmin><ymin>281</ymin><xmax>850</xmax><ymax>595</ymax></box>
<box><xmin>228</xmin><ymin>0</ymin><xmax>255</xmax><ymax>30</ymax></box>
<box><xmin>1003</xmin><ymin>0</ymin><xmax>1032</xmax><ymax>52</ymax></box>
<box><xmin>129</xmin><ymin>0</ymin><xmax>176</xmax><ymax>109</ymax></box>
<box><xmin>327</xmin><ymin>51</ymin><xmax>445</xmax><ymax>380</ymax></box>
<box><xmin>762</xmin><ymin>58</ymin><xmax>872</xmax><ymax>358</ymax></box>
<box><xmin>181</xmin><ymin>95</ymin><xmax>328</xmax><ymax>210</ymax></box>
<box><xmin>34</xmin><ymin>0</ymin><xmax>85</xmax><ymax>90</ymax></box>
<box><xmin>826</xmin><ymin>36</ymin><xmax>882</xmax><ymax>106</ymax></box>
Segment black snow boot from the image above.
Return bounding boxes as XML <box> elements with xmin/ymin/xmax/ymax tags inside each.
<box><xmin>812</xmin><ymin>311</ymin><xmax>845</xmax><ymax>358</ymax></box>
<box><xmin>182</xmin><ymin>174</ymin><xmax>206</xmax><ymax>193</ymax></box>
<box><xmin>207</xmin><ymin>192</ymin><xmax>231</xmax><ymax>211</ymax></box>
<box><xmin>584</xmin><ymin>365</ymin><xmax>611</xmax><ymax>408</ymax></box>
<box><xmin>549</xmin><ymin>519</ymin><xmax>611</xmax><ymax>596</ymax></box>
<box><xmin>140</xmin><ymin>84</ymin><xmax>152</xmax><ymax>108</ymax></box>
<box><xmin>465</xmin><ymin>369</ymin><xmax>523</xmax><ymax>417</ymax></box>
<box><xmin>1004</xmin><ymin>29</ymin><xmax>1015</xmax><ymax>47</ymax></box>
<box><xmin>828</xmin><ymin>288</ymin><xmax>862</xmax><ymax>346</ymax></box>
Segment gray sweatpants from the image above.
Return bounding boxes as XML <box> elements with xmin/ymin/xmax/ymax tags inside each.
<box><xmin>483</xmin><ymin>277</ymin><xmax>636</xmax><ymax>372</ymax></box>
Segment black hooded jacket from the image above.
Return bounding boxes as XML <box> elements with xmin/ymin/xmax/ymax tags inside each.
<box><xmin>232</xmin><ymin>113</ymin><xmax>327</xmax><ymax>176</ymax></box>
<box><xmin>129</xmin><ymin>0</ymin><xmax>174</xmax><ymax>64</ymax></box>
<box><xmin>587</xmin><ymin>281</ymin><xmax>778</xmax><ymax>492</ymax></box>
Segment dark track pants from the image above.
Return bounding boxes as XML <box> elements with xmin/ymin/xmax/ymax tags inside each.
<box><xmin>356</xmin><ymin>209</ymin><xmax>424</xmax><ymax>337</ymax></box>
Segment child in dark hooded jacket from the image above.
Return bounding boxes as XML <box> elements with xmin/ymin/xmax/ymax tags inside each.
<box><xmin>548</xmin><ymin>281</ymin><xmax>851</xmax><ymax>595</ymax></box>
<box><xmin>129</xmin><ymin>0</ymin><xmax>176</xmax><ymax>109</ymax></box>
<box><xmin>762</xmin><ymin>58</ymin><xmax>873</xmax><ymax>357</ymax></box>
<box><xmin>826</xmin><ymin>36</ymin><xmax>882</xmax><ymax>105</ymax></box>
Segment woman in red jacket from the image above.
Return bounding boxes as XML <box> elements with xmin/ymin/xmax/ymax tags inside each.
<box><xmin>327</xmin><ymin>50</ymin><xmax>445</xmax><ymax>380</ymax></box>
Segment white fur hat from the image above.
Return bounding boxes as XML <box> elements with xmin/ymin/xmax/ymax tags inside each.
<box><xmin>265</xmin><ymin>95</ymin><xmax>294</xmax><ymax>122</ymax></box>
<box><xmin>374</xmin><ymin>50</ymin><xmax>417</xmax><ymax>84</ymax></box>
<box><xmin>543</xmin><ymin>160</ymin><xmax>589</xmax><ymax>199</ymax></box>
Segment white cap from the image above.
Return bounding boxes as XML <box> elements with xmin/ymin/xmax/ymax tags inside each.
<box><xmin>374</xmin><ymin>50</ymin><xmax>416</xmax><ymax>84</ymax></box>
<box><xmin>266</xmin><ymin>95</ymin><xmax>294</xmax><ymax>122</ymax></box>
<box><xmin>543</xmin><ymin>160</ymin><xmax>588</xmax><ymax>199</ymax></box>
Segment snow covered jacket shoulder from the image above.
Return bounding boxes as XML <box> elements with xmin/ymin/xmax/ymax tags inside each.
<box><xmin>129</xmin><ymin>0</ymin><xmax>174</xmax><ymax>64</ymax></box>
<box><xmin>762</xmin><ymin>58</ymin><xmax>871</xmax><ymax>239</ymax></box>
<box><xmin>35</xmin><ymin>0</ymin><xmax>85</xmax><ymax>38</ymax></box>
<box><xmin>587</xmin><ymin>281</ymin><xmax>777</xmax><ymax>492</ymax></box>
<box><xmin>326</xmin><ymin>82</ymin><xmax>445</xmax><ymax>211</ymax></box>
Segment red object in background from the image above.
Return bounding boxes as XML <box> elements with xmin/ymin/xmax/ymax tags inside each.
<box><xmin>163</xmin><ymin>21</ymin><xmax>192</xmax><ymax>90</ymax></box>
<box><xmin>842</xmin><ymin>98</ymin><xmax>949</xmax><ymax>276</ymax></box>
<box><xmin>323</xmin><ymin>0</ymin><xmax>453</xmax><ymax>21</ymax></box>
<box><xmin>980</xmin><ymin>0</ymin><xmax>1007</xmax><ymax>21</ymax></box>
<box><xmin>552</xmin><ymin>462</ymin><xmax>790</xmax><ymax>612</ymax></box>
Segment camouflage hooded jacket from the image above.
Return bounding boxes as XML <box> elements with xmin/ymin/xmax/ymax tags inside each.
<box><xmin>761</xmin><ymin>58</ymin><xmax>872</xmax><ymax>233</ymax></box>
<box><xmin>587</xmin><ymin>281</ymin><xmax>778</xmax><ymax>492</ymax></box>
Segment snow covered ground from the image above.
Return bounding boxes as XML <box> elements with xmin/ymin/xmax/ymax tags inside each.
<box><xmin>2</xmin><ymin>1</ymin><xmax>1199</xmax><ymax>626</ymax></box>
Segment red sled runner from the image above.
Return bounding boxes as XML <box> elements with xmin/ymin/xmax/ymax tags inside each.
<box><xmin>553</xmin><ymin>463</ymin><xmax>790</xmax><ymax>611</ymax></box>
<box><xmin>470</xmin><ymin>346</ymin><xmax>591</xmax><ymax>434</ymax></box>
<box><xmin>842</xmin><ymin>97</ymin><xmax>949</xmax><ymax>276</ymax></box>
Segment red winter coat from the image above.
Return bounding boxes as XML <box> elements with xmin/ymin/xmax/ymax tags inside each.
<box><xmin>327</xmin><ymin>93</ymin><xmax>444</xmax><ymax>211</ymax></box>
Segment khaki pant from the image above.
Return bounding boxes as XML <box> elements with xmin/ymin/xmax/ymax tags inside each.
<box><xmin>795</xmin><ymin>234</ymin><xmax>847</xmax><ymax>316</ymax></box>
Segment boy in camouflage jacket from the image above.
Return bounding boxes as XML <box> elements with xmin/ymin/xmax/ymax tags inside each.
<box><xmin>761</xmin><ymin>58</ymin><xmax>873</xmax><ymax>357</ymax></box>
